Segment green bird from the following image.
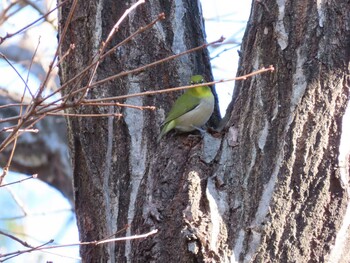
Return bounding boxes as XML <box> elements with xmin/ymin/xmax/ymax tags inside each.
<box><xmin>158</xmin><ymin>75</ymin><xmax>214</xmax><ymax>140</ymax></box>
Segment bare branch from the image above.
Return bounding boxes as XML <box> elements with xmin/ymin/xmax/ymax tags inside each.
<box><xmin>84</xmin><ymin>65</ymin><xmax>275</xmax><ymax>103</ymax></box>
<box><xmin>32</xmin><ymin>0</ymin><xmax>79</xmax><ymax>104</ymax></box>
<box><xmin>1</xmin><ymin>239</ymin><xmax>54</xmax><ymax>262</ymax></box>
<box><xmin>0</xmin><ymin>1</ymin><xmax>68</xmax><ymax>44</ymax></box>
<box><xmin>0</xmin><ymin>0</ymin><xmax>79</xmax><ymax>153</ymax></box>
<box><xmin>0</xmin><ymin>174</ymin><xmax>37</xmax><ymax>188</ymax></box>
<box><xmin>53</xmin><ymin>43</ymin><xmax>76</xmax><ymax>69</ymax></box>
<box><xmin>96</xmin><ymin>229</ymin><xmax>158</xmax><ymax>245</ymax></box>
<box><xmin>3</xmin><ymin>128</ymin><xmax>39</xmax><ymax>133</ymax></box>
<box><xmin>81</xmin><ymin>102</ymin><xmax>156</xmax><ymax>111</ymax></box>
<box><xmin>3</xmin><ymin>184</ymin><xmax>29</xmax><ymax>216</ymax></box>
<box><xmin>0</xmin><ymin>229</ymin><xmax>158</xmax><ymax>261</ymax></box>
<box><xmin>0</xmin><ymin>230</ymin><xmax>34</xmax><ymax>248</ymax></box>
<box><xmin>0</xmin><ymin>52</ymin><xmax>34</xmax><ymax>98</ymax></box>
<box><xmin>39</xmin><ymin>12</ymin><xmax>166</xmax><ymax>106</ymax></box>
<box><xmin>46</xmin><ymin>112</ymin><xmax>123</xmax><ymax>118</ymax></box>
<box><xmin>72</xmin><ymin>37</ymin><xmax>226</xmax><ymax>97</ymax></box>
<box><xmin>79</xmin><ymin>0</ymin><xmax>146</xmax><ymax>101</ymax></box>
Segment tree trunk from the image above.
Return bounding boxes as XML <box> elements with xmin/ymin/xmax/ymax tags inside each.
<box><xmin>225</xmin><ymin>1</ymin><xmax>350</xmax><ymax>262</ymax></box>
<box><xmin>58</xmin><ymin>0</ymin><xmax>350</xmax><ymax>262</ymax></box>
<box><xmin>58</xmin><ymin>0</ymin><xmax>216</xmax><ymax>261</ymax></box>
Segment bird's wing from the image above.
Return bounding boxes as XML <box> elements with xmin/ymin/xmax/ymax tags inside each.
<box><xmin>163</xmin><ymin>93</ymin><xmax>200</xmax><ymax>124</ymax></box>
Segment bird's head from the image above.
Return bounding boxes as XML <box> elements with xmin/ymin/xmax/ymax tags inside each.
<box><xmin>189</xmin><ymin>75</ymin><xmax>211</xmax><ymax>97</ymax></box>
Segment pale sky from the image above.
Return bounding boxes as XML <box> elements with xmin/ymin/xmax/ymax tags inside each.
<box><xmin>201</xmin><ymin>0</ymin><xmax>252</xmax><ymax>116</ymax></box>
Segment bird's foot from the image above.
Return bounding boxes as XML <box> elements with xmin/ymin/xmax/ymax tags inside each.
<box><xmin>193</xmin><ymin>126</ymin><xmax>206</xmax><ymax>133</ymax></box>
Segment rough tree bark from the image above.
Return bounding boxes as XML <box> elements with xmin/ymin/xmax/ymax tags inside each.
<box><xmin>225</xmin><ymin>1</ymin><xmax>350</xmax><ymax>262</ymax></box>
<box><xmin>58</xmin><ymin>0</ymin><xmax>350</xmax><ymax>262</ymax></box>
<box><xmin>58</xmin><ymin>0</ymin><xmax>217</xmax><ymax>261</ymax></box>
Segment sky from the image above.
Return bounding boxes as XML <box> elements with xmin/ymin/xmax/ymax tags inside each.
<box><xmin>201</xmin><ymin>0</ymin><xmax>252</xmax><ymax>116</ymax></box>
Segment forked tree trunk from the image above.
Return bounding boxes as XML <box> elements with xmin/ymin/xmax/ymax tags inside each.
<box><xmin>58</xmin><ymin>0</ymin><xmax>350</xmax><ymax>262</ymax></box>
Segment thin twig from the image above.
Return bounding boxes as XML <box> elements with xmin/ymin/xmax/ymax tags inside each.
<box><xmin>0</xmin><ymin>229</ymin><xmax>73</xmax><ymax>261</ymax></box>
<box><xmin>37</xmin><ymin>12</ymin><xmax>166</xmax><ymax>108</ymax></box>
<box><xmin>0</xmin><ymin>132</ymin><xmax>18</xmax><ymax>185</ymax></box>
<box><xmin>3</xmin><ymin>128</ymin><xmax>39</xmax><ymax>133</ymax></box>
<box><xmin>77</xmin><ymin>37</ymin><xmax>226</xmax><ymax>95</ymax></box>
<box><xmin>0</xmin><ymin>53</ymin><xmax>34</xmax><ymax>98</ymax></box>
<box><xmin>4</xmin><ymin>185</ymin><xmax>29</xmax><ymax>216</ymax></box>
<box><xmin>0</xmin><ymin>229</ymin><xmax>157</xmax><ymax>261</ymax></box>
<box><xmin>0</xmin><ymin>65</ymin><xmax>273</xmax><ymax>151</ymax></box>
<box><xmin>32</xmin><ymin>0</ymin><xmax>79</xmax><ymax>105</ymax></box>
<box><xmin>0</xmin><ymin>174</ymin><xmax>37</xmax><ymax>188</ymax></box>
<box><xmin>0</xmin><ymin>230</ymin><xmax>33</xmax><ymax>248</ymax></box>
<box><xmin>0</xmin><ymin>116</ymin><xmax>22</xmax><ymax>124</ymax></box>
<box><xmin>96</xmin><ymin>229</ymin><xmax>157</xmax><ymax>245</ymax></box>
<box><xmin>17</xmin><ymin>13</ymin><xmax>209</xmax><ymax>117</ymax></box>
<box><xmin>81</xmin><ymin>102</ymin><xmax>156</xmax><ymax>111</ymax></box>
<box><xmin>53</xmin><ymin>37</ymin><xmax>225</xmax><ymax>107</ymax></box>
<box><xmin>0</xmin><ymin>2</ymin><xmax>17</xmax><ymax>25</ymax></box>
<box><xmin>1</xmin><ymin>239</ymin><xmax>54</xmax><ymax>262</ymax></box>
<box><xmin>84</xmin><ymin>65</ymin><xmax>275</xmax><ymax>103</ymax></box>
<box><xmin>0</xmin><ymin>103</ymin><xmax>25</xmax><ymax>109</ymax></box>
<box><xmin>24</xmin><ymin>36</ymin><xmax>42</xmax><ymax>99</ymax></box>
<box><xmin>33</xmin><ymin>12</ymin><xmax>163</xmax><ymax>110</ymax></box>
<box><xmin>0</xmin><ymin>41</ymin><xmax>40</xmax><ymax>183</ymax></box>
<box><xmin>0</xmin><ymin>101</ymin><xmax>157</xmax><ymax>111</ymax></box>
<box><xmin>53</xmin><ymin>43</ymin><xmax>76</xmax><ymax>69</ymax></box>
<box><xmin>0</xmin><ymin>0</ymin><xmax>79</xmax><ymax>153</ymax></box>
<box><xmin>81</xmin><ymin>0</ymin><xmax>146</xmax><ymax>101</ymax></box>
<box><xmin>0</xmin><ymin>0</ymin><xmax>68</xmax><ymax>44</ymax></box>
<box><xmin>46</xmin><ymin>112</ymin><xmax>122</xmax><ymax>118</ymax></box>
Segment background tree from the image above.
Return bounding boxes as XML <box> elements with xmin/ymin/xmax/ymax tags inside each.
<box><xmin>0</xmin><ymin>0</ymin><xmax>73</xmax><ymax>201</ymax></box>
<box><xmin>0</xmin><ymin>2</ymin><xmax>78</xmax><ymax>261</ymax></box>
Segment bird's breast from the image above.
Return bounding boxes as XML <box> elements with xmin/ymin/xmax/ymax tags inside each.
<box><xmin>175</xmin><ymin>96</ymin><xmax>214</xmax><ymax>132</ymax></box>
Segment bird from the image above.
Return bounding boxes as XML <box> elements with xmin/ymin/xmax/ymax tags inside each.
<box><xmin>158</xmin><ymin>75</ymin><xmax>214</xmax><ymax>140</ymax></box>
